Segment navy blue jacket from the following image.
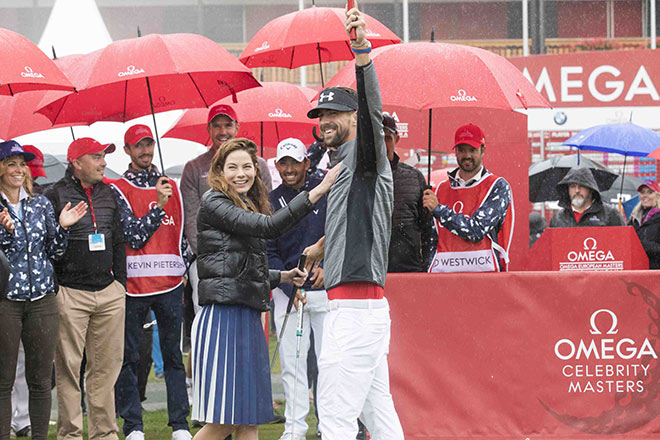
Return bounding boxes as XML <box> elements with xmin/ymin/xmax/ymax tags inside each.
<box><xmin>267</xmin><ymin>170</ymin><xmax>327</xmax><ymax>297</ymax></box>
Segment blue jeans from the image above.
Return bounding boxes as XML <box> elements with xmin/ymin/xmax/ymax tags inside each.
<box><xmin>114</xmin><ymin>285</ymin><xmax>189</xmax><ymax>435</ymax></box>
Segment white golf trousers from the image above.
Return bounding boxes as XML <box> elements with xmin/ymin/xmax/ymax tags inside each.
<box><xmin>317</xmin><ymin>298</ymin><xmax>404</xmax><ymax>440</ymax></box>
<box><xmin>273</xmin><ymin>287</ymin><xmax>328</xmax><ymax>437</ymax></box>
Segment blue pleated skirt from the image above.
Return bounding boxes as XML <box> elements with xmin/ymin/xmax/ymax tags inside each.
<box><xmin>190</xmin><ymin>303</ymin><xmax>274</xmax><ymax>425</ymax></box>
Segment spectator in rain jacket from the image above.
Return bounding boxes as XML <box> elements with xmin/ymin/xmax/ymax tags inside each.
<box><xmin>549</xmin><ymin>167</ymin><xmax>625</xmax><ymax>228</ymax></box>
<box><xmin>628</xmin><ymin>180</ymin><xmax>660</xmax><ymax>269</ymax></box>
<box><xmin>0</xmin><ymin>140</ymin><xmax>87</xmax><ymax>440</ymax></box>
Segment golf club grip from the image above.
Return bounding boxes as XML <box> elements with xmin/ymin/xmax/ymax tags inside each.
<box><xmin>347</xmin><ymin>0</ymin><xmax>357</xmax><ymax>40</ymax></box>
<box><xmin>284</xmin><ymin>254</ymin><xmax>307</xmax><ymax>316</ymax></box>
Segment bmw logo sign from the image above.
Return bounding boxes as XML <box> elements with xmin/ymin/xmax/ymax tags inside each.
<box><xmin>554</xmin><ymin>111</ymin><xmax>567</xmax><ymax>125</ymax></box>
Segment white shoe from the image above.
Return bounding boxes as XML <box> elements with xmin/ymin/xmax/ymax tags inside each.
<box><xmin>126</xmin><ymin>431</ymin><xmax>145</xmax><ymax>440</ymax></box>
<box><xmin>278</xmin><ymin>434</ymin><xmax>306</xmax><ymax>440</ymax></box>
<box><xmin>172</xmin><ymin>429</ymin><xmax>192</xmax><ymax>440</ymax></box>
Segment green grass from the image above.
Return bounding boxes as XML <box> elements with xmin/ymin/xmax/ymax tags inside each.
<box><xmin>43</xmin><ymin>331</ymin><xmax>320</xmax><ymax>439</ymax></box>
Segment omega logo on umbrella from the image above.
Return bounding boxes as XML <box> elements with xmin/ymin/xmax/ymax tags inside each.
<box><xmin>21</xmin><ymin>66</ymin><xmax>44</xmax><ymax>79</ymax></box>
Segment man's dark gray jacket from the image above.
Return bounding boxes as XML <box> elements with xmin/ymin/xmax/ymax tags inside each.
<box><xmin>324</xmin><ymin>61</ymin><xmax>393</xmax><ymax>290</ymax></box>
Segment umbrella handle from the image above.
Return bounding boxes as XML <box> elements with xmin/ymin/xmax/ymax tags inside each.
<box><xmin>347</xmin><ymin>0</ymin><xmax>357</xmax><ymax>40</ymax></box>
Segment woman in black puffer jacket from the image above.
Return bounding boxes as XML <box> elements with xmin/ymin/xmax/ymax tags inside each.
<box><xmin>628</xmin><ymin>180</ymin><xmax>660</xmax><ymax>269</ymax></box>
<box><xmin>190</xmin><ymin>138</ymin><xmax>338</xmax><ymax>439</ymax></box>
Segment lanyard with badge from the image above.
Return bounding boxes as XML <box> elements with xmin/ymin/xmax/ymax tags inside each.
<box><xmin>85</xmin><ymin>189</ymin><xmax>106</xmax><ymax>251</ymax></box>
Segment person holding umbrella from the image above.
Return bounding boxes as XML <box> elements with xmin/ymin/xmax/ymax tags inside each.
<box><xmin>627</xmin><ymin>180</ymin><xmax>660</xmax><ymax>269</ymax></box>
<box><xmin>190</xmin><ymin>138</ymin><xmax>339</xmax><ymax>439</ymax></box>
<box><xmin>301</xmin><ymin>2</ymin><xmax>405</xmax><ymax>438</ymax></box>
<box><xmin>111</xmin><ymin>124</ymin><xmax>192</xmax><ymax>440</ymax></box>
<box><xmin>0</xmin><ymin>140</ymin><xmax>87</xmax><ymax>440</ymax></box>
<box><xmin>548</xmin><ymin>167</ymin><xmax>625</xmax><ymax>228</ymax></box>
<box><xmin>422</xmin><ymin>124</ymin><xmax>514</xmax><ymax>272</ymax></box>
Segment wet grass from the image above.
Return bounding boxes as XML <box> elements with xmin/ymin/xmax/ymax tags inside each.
<box><xmin>42</xmin><ymin>331</ymin><xmax>320</xmax><ymax>439</ymax></box>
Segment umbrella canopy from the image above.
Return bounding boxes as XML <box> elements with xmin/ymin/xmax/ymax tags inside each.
<box><xmin>163</xmin><ymin>82</ymin><xmax>317</xmax><ymax>153</ymax></box>
<box><xmin>0</xmin><ymin>28</ymin><xmax>74</xmax><ymax>96</ymax></box>
<box><xmin>36</xmin><ymin>33</ymin><xmax>260</xmax><ymax>125</ymax></box>
<box><xmin>563</xmin><ymin>122</ymin><xmax>660</xmax><ymax>157</ymax></box>
<box><xmin>529</xmin><ymin>154</ymin><xmax>618</xmax><ymax>203</ymax></box>
<box><xmin>239</xmin><ymin>7</ymin><xmax>400</xmax><ymax>70</ymax></box>
<box><xmin>600</xmin><ymin>174</ymin><xmax>645</xmax><ymax>204</ymax></box>
<box><xmin>325</xmin><ymin>42</ymin><xmax>551</xmax><ymax>181</ymax></box>
<box><xmin>324</xmin><ymin>42</ymin><xmax>550</xmax><ymax>112</ymax></box>
<box><xmin>647</xmin><ymin>145</ymin><xmax>660</xmax><ymax>160</ymax></box>
<box><xmin>0</xmin><ymin>55</ymin><xmax>85</xmax><ymax>140</ymax></box>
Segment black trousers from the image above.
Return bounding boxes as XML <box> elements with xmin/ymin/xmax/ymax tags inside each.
<box><xmin>0</xmin><ymin>294</ymin><xmax>59</xmax><ymax>440</ymax></box>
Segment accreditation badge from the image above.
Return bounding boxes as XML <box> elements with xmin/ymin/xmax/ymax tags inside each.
<box><xmin>88</xmin><ymin>233</ymin><xmax>106</xmax><ymax>251</ymax></box>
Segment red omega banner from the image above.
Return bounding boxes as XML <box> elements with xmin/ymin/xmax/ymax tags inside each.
<box><xmin>526</xmin><ymin>226</ymin><xmax>649</xmax><ymax>271</ymax></box>
<box><xmin>386</xmin><ymin>271</ymin><xmax>660</xmax><ymax>439</ymax></box>
<box><xmin>509</xmin><ymin>49</ymin><xmax>660</xmax><ymax>107</ymax></box>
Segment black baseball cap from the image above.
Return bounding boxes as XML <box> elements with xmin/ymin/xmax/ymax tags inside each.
<box><xmin>382</xmin><ymin>112</ymin><xmax>397</xmax><ymax>134</ymax></box>
<box><xmin>308</xmin><ymin>87</ymin><xmax>358</xmax><ymax>119</ymax></box>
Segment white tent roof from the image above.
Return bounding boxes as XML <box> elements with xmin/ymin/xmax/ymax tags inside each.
<box><xmin>21</xmin><ymin>0</ymin><xmax>205</xmax><ymax>172</ymax></box>
<box><xmin>38</xmin><ymin>0</ymin><xmax>112</xmax><ymax>57</ymax></box>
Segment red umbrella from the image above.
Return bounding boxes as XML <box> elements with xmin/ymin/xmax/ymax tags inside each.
<box><xmin>0</xmin><ymin>55</ymin><xmax>85</xmax><ymax>140</ymax></box>
<box><xmin>36</xmin><ymin>33</ymin><xmax>260</xmax><ymax>169</ymax></box>
<box><xmin>648</xmin><ymin>146</ymin><xmax>660</xmax><ymax>160</ymax></box>
<box><xmin>239</xmin><ymin>7</ymin><xmax>400</xmax><ymax>85</ymax></box>
<box><xmin>323</xmin><ymin>42</ymin><xmax>551</xmax><ymax>180</ymax></box>
<box><xmin>0</xmin><ymin>28</ymin><xmax>74</xmax><ymax>96</ymax></box>
<box><xmin>163</xmin><ymin>82</ymin><xmax>317</xmax><ymax>156</ymax></box>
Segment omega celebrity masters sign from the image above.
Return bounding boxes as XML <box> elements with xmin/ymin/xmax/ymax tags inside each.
<box><xmin>509</xmin><ymin>49</ymin><xmax>660</xmax><ymax>107</ymax></box>
<box><xmin>385</xmin><ymin>270</ymin><xmax>660</xmax><ymax>439</ymax></box>
<box><xmin>526</xmin><ymin>226</ymin><xmax>648</xmax><ymax>271</ymax></box>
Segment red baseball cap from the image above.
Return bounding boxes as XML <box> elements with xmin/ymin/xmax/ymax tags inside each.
<box><xmin>638</xmin><ymin>180</ymin><xmax>660</xmax><ymax>193</ymax></box>
<box><xmin>22</xmin><ymin>145</ymin><xmax>47</xmax><ymax>178</ymax></box>
<box><xmin>207</xmin><ymin>104</ymin><xmax>238</xmax><ymax>124</ymax></box>
<box><xmin>124</xmin><ymin>124</ymin><xmax>154</xmax><ymax>146</ymax></box>
<box><xmin>67</xmin><ymin>138</ymin><xmax>116</xmax><ymax>163</ymax></box>
<box><xmin>453</xmin><ymin>124</ymin><xmax>486</xmax><ymax>149</ymax></box>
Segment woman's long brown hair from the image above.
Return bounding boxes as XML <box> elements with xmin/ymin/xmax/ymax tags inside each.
<box><xmin>207</xmin><ymin>138</ymin><xmax>271</xmax><ymax>215</ymax></box>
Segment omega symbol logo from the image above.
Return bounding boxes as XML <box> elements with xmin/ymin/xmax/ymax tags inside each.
<box><xmin>584</xmin><ymin>237</ymin><xmax>597</xmax><ymax>250</ymax></box>
<box><xmin>452</xmin><ymin>201</ymin><xmax>464</xmax><ymax>214</ymax></box>
<box><xmin>589</xmin><ymin>309</ymin><xmax>619</xmax><ymax>335</ymax></box>
<box><xmin>319</xmin><ymin>92</ymin><xmax>334</xmax><ymax>102</ymax></box>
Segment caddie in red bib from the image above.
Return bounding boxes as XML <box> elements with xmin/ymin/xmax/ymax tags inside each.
<box><xmin>110</xmin><ymin>124</ymin><xmax>192</xmax><ymax>439</ymax></box>
<box><xmin>423</xmin><ymin>124</ymin><xmax>514</xmax><ymax>273</ymax></box>
<box><xmin>112</xmin><ymin>178</ymin><xmax>185</xmax><ymax>295</ymax></box>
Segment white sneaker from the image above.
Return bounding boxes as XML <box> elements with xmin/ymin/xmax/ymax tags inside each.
<box><xmin>172</xmin><ymin>429</ymin><xmax>192</xmax><ymax>440</ymax></box>
<box><xmin>278</xmin><ymin>434</ymin><xmax>306</xmax><ymax>440</ymax></box>
<box><xmin>126</xmin><ymin>431</ymin><xmax>145</xmax><ymax>440</ymax></box>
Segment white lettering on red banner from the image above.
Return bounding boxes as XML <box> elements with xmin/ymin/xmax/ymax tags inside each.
<box><xmin>511</xmin><ymin>50</ymin><xmax>660</xmax><ymax>107</ymax></box>
<box><xmin>127</xmin><ymin>254</ymin><xmax>185</xmax><ymax>278</ymax></box>
<box><xmin>559</xmin><ymin>237</ymin><xmax>622</xmax><ymax>271</ymax></box>
<box><xmin>553</xmin><ymin>309</ymin><xmax>657</xmax><ymax>394</ymax></box>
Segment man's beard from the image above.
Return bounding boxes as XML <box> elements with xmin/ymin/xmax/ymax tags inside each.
<box><xmin>571</xmin><ymin>195</ymin><xmax>586</xmax><ymax>209</ymax></box>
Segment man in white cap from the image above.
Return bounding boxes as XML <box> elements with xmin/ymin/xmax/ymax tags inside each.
<box><xmin>111</xmin><ymin>124</ymin><xmax>191</xmax><ymax>440</ymax></box>
<box><xmin>267</xmin><ymin>138</ymin><xmax>328</xmax><ymax>440</ymax></box>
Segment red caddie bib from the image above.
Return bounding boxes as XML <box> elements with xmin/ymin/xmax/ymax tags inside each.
<box><xmin>429</xmin><ymin>173</ymin><xmax>514</xmax><ymax>273</ymax></box>
<box><xmin>112</xmin><ymin>178</ymin><xmax>185</xmax><ymax>296</ymax></box>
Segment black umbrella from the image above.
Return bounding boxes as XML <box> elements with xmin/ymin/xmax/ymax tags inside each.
<box><xmin>529</xmin><ymin>154</ymin><xmax>618</xmax><ymax>203</ymax></box>
<box><xmin>35</xmin><ymin>154</ymin><xmax>121</xmax><ymax>185</ymax></box>
<box><xmin>600</xmin><ymin>174</ymin><xmax>645</xmax><ymax>204</ymax></box>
